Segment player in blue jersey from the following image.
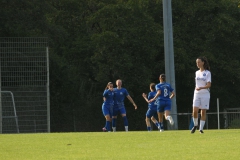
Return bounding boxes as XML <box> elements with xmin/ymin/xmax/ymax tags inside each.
<box><xmin>149</xmin><ymin>74</ymin><xmax>175</xmax><ymax>132</ymax></box>
<box><xmin>142</xmin><ymin>83</ymin><xmax>160</xmax><ymax>131</ymax></box>
<box><xmin>112</xmin><ymin>79</ymin><xmax>137</xmax><ymax>132</ymax></box>
<box><xmin>191</xmin><ymin>56</ymin><xmax>211</xmax><ymax>134</ymax></box>
<box><xmin>102</xmin><ymin>82</ymin><xmax>114</xmax><ymax>132</ymax></box>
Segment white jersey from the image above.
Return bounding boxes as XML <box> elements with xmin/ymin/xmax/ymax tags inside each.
<box><xmin>194</xmin><ymin>70</ymin><xmax>211</xmax><ymax>94</ymax></box>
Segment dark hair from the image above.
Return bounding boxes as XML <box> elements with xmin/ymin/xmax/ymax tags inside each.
<box><xmin>150</xmin><ymin>83</ymin><xmax>155</xmax><ymax>90</ymax></box>
<box><xmin>197</xmin><ymin>56</ymin><xmax>210</xmax><ymax>71</ymax></box>
<box><xmin>159</xmin><ymin>74</ymin><xmax>166</xmax><ymax>82</ymax></box>
<box><xmin>105</xmin><ymin>82</ymin><xmax>113</xmax><ymax>90</ymax></box>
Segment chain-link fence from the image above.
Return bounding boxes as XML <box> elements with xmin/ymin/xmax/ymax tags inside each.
<box><xmin>0</xmin><ymin>37</ymin><xmax>50</xmax><ymax>133</ymax></box>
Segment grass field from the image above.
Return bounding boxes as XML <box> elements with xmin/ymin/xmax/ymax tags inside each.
<box><xmin>1</xmin><ymin>129</ymin><xmax>240</xmax><ymax>160</ymax></box>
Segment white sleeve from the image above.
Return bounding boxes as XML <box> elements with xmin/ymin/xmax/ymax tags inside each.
<box><xmin>207</xmin><ymin>71</ymin><xmax>211</xmax><ymax>83</ymax></box>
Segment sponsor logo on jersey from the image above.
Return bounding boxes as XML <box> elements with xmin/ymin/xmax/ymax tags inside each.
<box><xmin>196</xmin><ymin>77</ymin><xmax>206</xmax><ymax>81</ymax></box>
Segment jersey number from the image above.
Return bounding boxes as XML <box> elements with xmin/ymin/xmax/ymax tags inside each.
<box><xmin>164</xmin><ymin>88</ymin><xmax>168</xmax><ymax>97</ymax></box>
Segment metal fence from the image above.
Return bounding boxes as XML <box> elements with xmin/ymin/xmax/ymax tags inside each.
<box><xmin>0</xmin><ymin>37</ymin><xmax>50</xmax><ymax>133</ymax></box>
<box><xmin>224</xmin><ymin>108</ymin><xmax>240</xmax><ymax>129</ymax></box>
<box><xmin>172</xmin><ymin>109</ymin><xmax>240</xmax><ymax>130</ymax></box>
<box><xmin>0</xmin><ymin>91</ymin><xmax>19</xmax><ymax>133</ymax></box>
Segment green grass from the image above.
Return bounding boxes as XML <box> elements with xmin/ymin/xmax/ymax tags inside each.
<box><xmin>1</xmin><ymin>130</ymin><xmax>240</xmax><ymax>160</ymax></box>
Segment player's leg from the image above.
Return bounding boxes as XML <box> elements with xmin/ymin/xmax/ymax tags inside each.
<box><xmin>164</xmin><ymin>100</ymin><xmax>174</xmax><ymax>125</ymax></box>
<box><xmin>102</xmin><ymin>104</ymin><xmax>111</xmax><ymax>132</ymax></box>
<box><xmin>191</xmin><ymin>95</ymin><xmax>200</xmax><ymax>133</ymax></box>
<box><xmin>157</xmin><ymin>101</ymin><xmax>165</xmax><ymax>132</ymax></box>
<box><xmin>151</xmin><ymin>112</ymin><xmax>160</xmax><ymax>129</ymax></box>
<box><xmin>105</xmin><ymin>114</ymin><xmax>111</xmax><ymax>132</ymax></box>
<box><xmin>199</xmin><ymin>109</ymin><xmax>206</xmax><ymax>133</ymax></box>
<box><xmin>199</xmin><ymin>96</ymin><xmax>210</xmax><ymax>133</ymax></box>
<box><xmin>191</xmin><ymin>107</ymin><xmax>200</xmax><ymax>133</ymax></box>
<box><xmin>120</xmin><ymin>107</ymin><xmax>128</xmax><ymax>131</ymax></box>
<box><xmin>146</xmin><ymin>109</ymin><xmax>152</xmax><ymax>131</ymax></box>
<box><xmin>164</xmin><ymin>110</ymin><xmax>174</xmax><ymax>125</ymax></box>
<box><xmin>112</xmin><ymin>106</ymin><xmax>118</xmax><ymax>132</ymax></box>
<box><xmin>102</xmin><ymin>104</ymin><xmax>107</xmax><ymax>131</ymax></box>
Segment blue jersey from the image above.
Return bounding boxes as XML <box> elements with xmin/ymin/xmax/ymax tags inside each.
<box><xmin>155</xmin><ymin>82</ymin><xmax>174</xmax><ymax>101</ymax></box>
<box><xmin>113</xmin><ymin>88</ymin><xmax>129</xmax><ymax>105</ymax></box>
<box><xmin>103</xmin><ymin>89</ymin><xmax>114</xmax><ymax>105</ymax></box>
<box><xmin>148</xmin><ymin>91</ymin><xmax>157</xmax><ymax>111</ymax></box>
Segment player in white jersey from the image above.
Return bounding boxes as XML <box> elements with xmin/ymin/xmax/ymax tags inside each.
<box><xmin>191</xmin><ymin>56</ymin><xmax>211</xmax><ymax>134</ymax></box>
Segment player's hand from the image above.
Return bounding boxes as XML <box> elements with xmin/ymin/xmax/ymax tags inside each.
<box><xmin>142</xmin><ymin>93</ymin><xmax>147</xmax><ymax>98</ymax></box>
<box><xmin>195</xmin><ymin>87</ymin><xmax>201</xmax><ymax>91</ymax></box>
<box><xmin>133</xmin><ymin>103</ymin><xmax>137</xmax><ymax>110</ymax></box>
<box><xmin>149</xmin><ymin>99</ymin><xmax>154</xmax><ymax>103</ymax></box>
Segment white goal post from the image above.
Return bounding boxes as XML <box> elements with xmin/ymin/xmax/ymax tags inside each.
<box><xmin>0</xmin><ymin>91</ymin><xmax>19</xmax><ymax>133</ymax></box>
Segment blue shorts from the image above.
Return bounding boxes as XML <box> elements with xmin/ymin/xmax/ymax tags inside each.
<box><xmin>102</xmin><ymin>103</ymin><xmax>113</xmax><ymax>117</ymax></box>
<box><xmin>113</xmin><ymin>104</ymin><xmax>126</xmax><ymax>116</ymax></box>
<box><xmin>146</xmin><ymin>108</ymin><xmax>158</xmax><ymax>118</ymax></box>
<box><xmin>157</xmin><ymin>100</ymin><xmax>171</xmax><ymax>112</ymax></box>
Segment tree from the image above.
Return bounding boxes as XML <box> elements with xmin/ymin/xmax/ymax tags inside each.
<box><xmin>172</xmin><ymin>0</ymin><xmax>240</xmax><ymax>128</ymax></box>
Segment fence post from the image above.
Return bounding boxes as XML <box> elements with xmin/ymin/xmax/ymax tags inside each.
<box><xmin>217</xmin><ymin>98</ymin><xmax>220</xmax><ymax>129</ymax></box>
<box><xmin>0</xmin><ymin>90</ymin><xmax>1</xmax><ymax>134</ymax></box>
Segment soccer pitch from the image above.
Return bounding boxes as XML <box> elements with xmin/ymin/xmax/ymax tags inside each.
<box><xmin>0</xmin><ymin>130</ymin><xmax>240</xmax><ymax>160</ymax></box>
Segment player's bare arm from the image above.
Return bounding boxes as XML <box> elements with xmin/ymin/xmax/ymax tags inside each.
<box><xmin>142</xmin><ymin>93</ymin><xmax>149</xmax><ymax>103</ymax></box>
<box><xmin>169</xmin><ymin>91</ymin><xmax>175</xmax><ymax>99</ymax></box>
<box><xmin>149</xmin><ymin>90</ymin><xmax>161</xmax><ymax>102</ymax></box>
<box><xmin>196</xmin><ymin>82</ymin><xmax>211</xmax><ymax>91</ymax></box>
<box><xmin>127</xmin><ymin>95</ymin><xmax>137</xmax><ymax>110</ymax></box>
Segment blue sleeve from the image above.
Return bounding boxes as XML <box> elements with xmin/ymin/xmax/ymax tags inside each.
<box><xmin>147</xmin><ymin>92</ymin><xmax>151</xmax><ymax>100</ymax></box>
<box><xmin>155</xmin><ymin>84</ymin><xmax>160</xmax><ymax>91</ymax></box>
<box><xmin>148</xmin><ymin>92</ymin><xmax>153</xmax><ymax>100</ymax></box>
<box><xmin>124</xmin><ymin>88</ymin><xmax>129</xmax><ymax>97</ymax></box>
<box><xmin>103</xmin><ymin>90</ymin><xmax>109</xmax><ymax>97</ymax></box>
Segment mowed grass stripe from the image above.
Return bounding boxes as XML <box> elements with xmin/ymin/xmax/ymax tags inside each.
<box><xmin>0</xmin><ymin>130</ymin><xmax>240</xmax><ymax>160</ymax></box>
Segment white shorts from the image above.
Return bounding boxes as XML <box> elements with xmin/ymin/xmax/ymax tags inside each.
<box><xmin>193</xmin><ymin>93</ymin><xmax>210</xmax><ymax>110</ymax></box>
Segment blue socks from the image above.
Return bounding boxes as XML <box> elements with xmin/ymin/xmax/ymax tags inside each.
<box><xmin>106</xmin><ymin>121</ymin><xmax>111</xmax><ymax>131</ymax></box>
<box><xmin>155</xmin><ymin>122</ymin><xmax>160</xmax><ymax>128</ymax></box>
<box><xmin>147</xmin><ymin>126</ymin><xmax>151</xmax><ymax>131</ymax></box>
<box><xmin>112</xmin><ymin>118</ymin><xmax>116</xmax><ymax>127</ymax></box>
<box><xmin>159</xmin><ymin>122</ymin><xmax>164</xmax><ymax>130</ymax></box>
<box><xmin>111</xmin><ymin>117</ymin><xmax>128</xmax><ymax>131</ymax></box>
<box><xmin>123</xmin><ymin>116</ymin><xmax>128</xmax><ymax>126</ymax></box>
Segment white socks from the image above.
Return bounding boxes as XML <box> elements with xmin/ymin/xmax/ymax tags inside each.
<box><xmin>112</xmin><ymin>127</ymin><xmax>128</xmax><ymax>132</ymax></box>
<box><xmin>193</xmin><ymin>118</ymin><xmax>198</xmax><ymax>126</ymax></box>
<box><xmin>199</xmin><ymin>120</ymin><xmax>205</xmax><ymax>131</ymax></box>
<box><xmin>193</xmin><ymin>118</ymin><xmax>205</xmax><ymax>130</ymax></box>
<box><xmin>166</xmin><ymin>116</ymin><xmax>170</xmax><ymax>121</ymax></box>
